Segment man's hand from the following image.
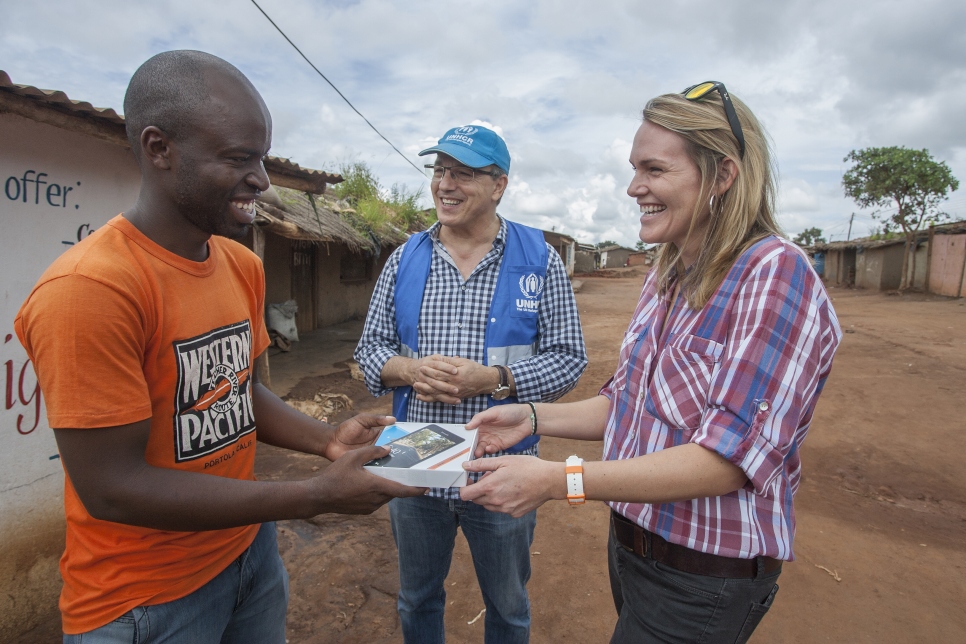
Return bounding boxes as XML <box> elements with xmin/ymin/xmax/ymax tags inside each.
<box><xmin>465</xmin><ymin>404</ymin><xmax>533</xmax><ymax>457</ymax></box>
<box><xmin>412</xmin><ymin>356</ymin><xmax>501</xmax><ymax>404</ymax></box>
<box><xmin>324</xmin><ymin>414</ymin><xmax>395</xmax><ymax>461</ymax></box>
<box><xmin>310</xmin><ymin>445</ymin><xmax>426</xmax><ymax>515</ymax></box>
<box><xmin>407</xmin><ymin>354</ymin><xmax>462</xmax><ymax>404</ymax></box>
<box><xmin>459</xmin><ymin>455</ymin><xmax>563</xmax><ymax>518</ymax></box>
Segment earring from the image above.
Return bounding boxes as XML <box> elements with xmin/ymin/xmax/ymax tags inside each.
<box><xmin>709</xmin><ymin>194</ymin><xmax>715</xmax><ymax>212</ymax></box>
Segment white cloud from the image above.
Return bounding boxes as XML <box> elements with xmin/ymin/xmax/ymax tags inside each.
<box><xmin>2</xmin><ymin>0</ymin><xmax>964</xmax><ymax>247</ymax></box>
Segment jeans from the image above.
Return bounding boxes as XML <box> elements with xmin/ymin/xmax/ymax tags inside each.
<box><xmin>64</xmin><ymin>522</ymin><xmax>289</xmax><ymax>644</ymax></box>
<box><xmin>389</xmin><ymin>495</ymin><xmax>536</xmax><ymax>644</ymax></box>
<box><xmin>607</xmin><ymin>528</ymin><xmax>780</xmax><ymax>644</ymax></box>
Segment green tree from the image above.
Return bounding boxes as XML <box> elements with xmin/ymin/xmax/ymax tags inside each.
<box><xmin>332</xmin><ymin>161</ymin><xmax>435</xmax><ymax>235</ymax></box>
<box><xmin>792</xmin><ymin>227</ymin><xmax>826</xmax><ymax>246</ymax></box>
<box><xmin>842</xmin><ymin>147</ymin><xmax>959</xmax><ymax>289</ymax></box>
<box><xmin>596</xmin><ymin>240</ymin><xmax>619</xmax><ymax>249</ymax></box>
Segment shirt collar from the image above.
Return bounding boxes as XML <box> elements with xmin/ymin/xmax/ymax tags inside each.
<box><xmin>427</xmin><ymin>215</ymin><xmax>507</xmax><ymax>249</ymax></box>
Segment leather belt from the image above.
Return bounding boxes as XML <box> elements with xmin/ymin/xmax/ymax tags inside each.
<box><xmin>611</xmin><ymin>511</ymin><xmax>782</xmax><ymax>579</ymax></box>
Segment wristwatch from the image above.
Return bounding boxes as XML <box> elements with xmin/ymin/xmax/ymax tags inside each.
<box><xmin>565</xmin><ymin>455</ymin><xmax>585</xmax><ymax>505</ymax></box>
<box><xmin>491</xmin><ymin>364</ymin><xmax>511</xmax><ymax>400</ymax></box>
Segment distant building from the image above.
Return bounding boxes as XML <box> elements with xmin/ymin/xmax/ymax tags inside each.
<box><xmin>252</xmin><ymin>185</ymin><xmax>404</xmax><ymax>335</ymax></box>
<box><xmin>925</xmin><ymin>220</ymin><xmax>966</xmax><ymax>297</ymax></box>
<box><xmin>542</xmin><ymin>229</ymin><xmax>576</xmax><ymax>276</ymax></box>
<box><xmin>574</xmin><ymin>243</ymin><xmax>598</xmax><ymax>273</ymax></box>
<box><xmin>597</xmin><ymin>244</ymin><xmax>635</xmax><ymax>269</ymax></box>
<box><xmin>627</xmin><ymin>247</ymin><xmax>657</xmax><ymax>267</ymax></box>
<box><xmin>813</xmin><ymin>221</ymin><xmax>966</xmax><ymax>295</ymax></box>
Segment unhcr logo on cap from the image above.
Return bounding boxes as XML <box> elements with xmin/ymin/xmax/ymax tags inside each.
<box><xmin>418</xmin><ymin>124</ymin><xmax>512</xmax><ymax>174</ymax></box>
<box><xmin>446</xmin><ymin>133</ymin><xmax>475</xmax><ymax>145</ymax></box>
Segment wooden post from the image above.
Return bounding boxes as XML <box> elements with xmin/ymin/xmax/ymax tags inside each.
<box><xmin>251</xmin><ymin>226</ymin><xmax>272</xmax><ymax>390</ymax></box>
<box><xmin>925</xmin><ymin>226</ymin><xmax>934</xmax><ymax>294</ymax></box>
<box><xmin>252</xmin><ymin>225</ymin><xmax>266</xmax><ymax>261</ymax></box>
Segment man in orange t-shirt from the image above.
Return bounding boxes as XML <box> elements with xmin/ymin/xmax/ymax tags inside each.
<box><xmin>15</xmin><ymin>50</ymin><xmax>422</xmax><ymax>643</ymax></box>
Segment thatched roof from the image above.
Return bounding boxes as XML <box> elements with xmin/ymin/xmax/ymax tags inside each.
<box><xmin>255</xmin><ymin>186</ymin><xmax>406</xmax><ymax>253</ymax></box>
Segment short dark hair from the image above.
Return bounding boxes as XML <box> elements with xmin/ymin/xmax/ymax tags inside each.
<box><xmin>123</xmin><ymin>50</ymin><xmax>253</xmax><ymax>156</ymax></box>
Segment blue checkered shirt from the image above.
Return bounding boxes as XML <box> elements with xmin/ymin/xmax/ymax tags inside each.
<box><xmin>354</xmin><ymin>216</ymin><xmax>588</xmax><ymax>499</ymax></box>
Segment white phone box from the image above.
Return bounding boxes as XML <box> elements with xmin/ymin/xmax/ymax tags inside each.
<box><xmin>365</xmin><ymin>422</ymin><xmax>479</xmax><ymax>488</ymax></box>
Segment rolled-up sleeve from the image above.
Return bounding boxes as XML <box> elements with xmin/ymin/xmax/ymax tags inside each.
<box><xmin>353</xmin><ymin>248</ymin><xmax>404</xmax><ymax>398</ymax></box>
<box><xmin>510</xmin><ymin>245</ymin><xmax>588</xmax><ymax>403</ymax></box>
<box><xmin>691</xmin><ymin>249</ymin><xmax>838</xmax><ymax>495</ymax></box>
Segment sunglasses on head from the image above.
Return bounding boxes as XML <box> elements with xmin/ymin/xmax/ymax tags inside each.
<box><xmin>682</xmin><ymin>81</ymin><xmax>745</xmax><ymax>159</ymax></box>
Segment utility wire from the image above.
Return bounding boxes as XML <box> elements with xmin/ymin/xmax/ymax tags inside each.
<box><xmin>249</xmin><ymin>0</ymin><xmax>426</xmax><ymax>178</ymax></box>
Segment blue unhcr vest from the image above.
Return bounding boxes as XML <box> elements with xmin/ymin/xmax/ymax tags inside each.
<box><xmin>392</xmin><ymin>220</ymin><xmax>548</xmax><ymax>452</ymax></box>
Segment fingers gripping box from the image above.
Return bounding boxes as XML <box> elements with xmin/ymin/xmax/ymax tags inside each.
<box><xmin>365</xmin><ymin>423</ymin><xmax>478</xmax><ymax>487</ymax></box>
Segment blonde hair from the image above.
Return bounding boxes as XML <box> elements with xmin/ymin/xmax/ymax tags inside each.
<box><xmin>643</xmin><ymin>91</ymin><xmax>783</xmax><ymax>309</ymax></box>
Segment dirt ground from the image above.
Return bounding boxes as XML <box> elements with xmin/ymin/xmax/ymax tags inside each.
<box><xmin>260</xmin><ymin>272</ymin><xmax>966</xmax><ymax>643</ymax></box>
<box><xmin>18</xmin><ymin>272</ymin><xmax>966</xmax><ymax>642</ymax></box>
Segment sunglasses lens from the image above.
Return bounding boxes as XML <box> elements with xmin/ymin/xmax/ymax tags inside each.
<box><xmin>684</xmin><ymin>82</ymin><xmax>716</xmax><ymax>100</ymax></box>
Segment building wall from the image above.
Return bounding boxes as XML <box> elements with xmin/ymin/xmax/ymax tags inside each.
<box><xmin>316</xmin><ymin>245</ymin><xmax>393</xmax><ymax>328</ymax></box>
<box><xmin>856</xmin><ymin>245</ymin><xmax>903</xmax><ymax>290</ymax></box>
<box><xmin>574</xmin><ymin>250</ymin><xmax>596</xmax><ymax>273</ymax></box>
<box><xmin>928</xmin><ymin>233</ymin><xmax>966</xmax><ymax>297</ymax></box>
<box><xmin>824</xmin><ymin>248</ymin><xmax>857</xmax><ymax>286</ymax></box>
<box><xmin>911</xmin><ymin>243</ymin><xmax>929</xmax><ymax>289</ymax></box>
<box><xmin>263</xmin><ymin>232</ymin><xmax>293</xmax><ymax>305</ymax></box>
<box><xmin>601</xmin><ymin>249</ymin><xmax>631</xmax><ymax>268</ymax></box>
<box><xmin>260</xmin><ymin>238</ymin><xmax>393</xmax><ymax>333</ymax></box>
<box><xmin>560</xmin><ymin>242</ymin><xmax>575</xmax><ymax>276</ymax></box>
<box><xmin>824</xmin><ymin>249</ymin><xmax>841</xmax><ymax>283</ymax></box>
<box><xmin>627</xmin><ymin>252</ymin><xmax>650</xmax><ymax>267</ymax></box>
<box><xmin>541</xmin><ymin>232</ymin><xmax>575</xmax><ymax>277</ymax></box>
<box><xmin>0</xmin><ymin>113</ymin><xmax>141</xmax><ymax>639</ymax></box>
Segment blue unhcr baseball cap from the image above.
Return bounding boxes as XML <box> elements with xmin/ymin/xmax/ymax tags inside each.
<box><xmin>418</xmin><ymin>125</ymin><xmax>511</xmax><ymax>174</ymax></box>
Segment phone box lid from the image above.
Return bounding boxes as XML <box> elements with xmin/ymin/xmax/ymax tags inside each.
<box><xmin>364</xmin><ymin>422</ymin><xmax>479</xmax><ymax>488</ymax></box>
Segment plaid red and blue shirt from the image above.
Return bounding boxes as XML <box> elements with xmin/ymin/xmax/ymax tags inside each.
<box><xmin>601</xmin><ymin>236</ymin><xmax>841</xmax><ymax>561</ymax></box>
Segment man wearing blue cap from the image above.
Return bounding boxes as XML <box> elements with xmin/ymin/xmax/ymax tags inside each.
<box><xmin>355</xmin><ymin>125</ymin><xmax>587</xmax><ymax>643</ymax></box>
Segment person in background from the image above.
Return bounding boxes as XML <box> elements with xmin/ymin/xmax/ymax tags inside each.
<box><xmin>16</xmin><ymin>50</ymin><xmax>422</xmax><ymax>643</ymax></box>
<box><xmin>354</xmin><ymin>124</ymin><xmax>587</xmax><ymax>643</ymax></box>
<box><xmin>460</xmin><ymin>82</ymin><xmax>841</xmax><ymax>643</ymax></box>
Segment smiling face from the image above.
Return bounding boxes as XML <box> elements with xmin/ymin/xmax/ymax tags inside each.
<box><xmin>169</xmin><ymin>72</ymin><xmax>272</xmax><ymax>240</ymax></box>
<box><xmin>627</xmin><ymin>120</ymin><xmax>711</xmax><ymax>266</ymax></box>
<box><xmin>430</xmin><ymin>154</ymin><xmax>507</xmax><ymax>234</ymax></box>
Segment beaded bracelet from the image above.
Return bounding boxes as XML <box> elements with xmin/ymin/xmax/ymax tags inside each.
<box><xmin>526</xmin><ymin>401</ymin><xmax>537</xmax><ymax>436</ymax></box>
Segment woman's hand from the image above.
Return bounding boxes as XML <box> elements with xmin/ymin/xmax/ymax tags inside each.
<box><xmin>465</xmin><ymin>405</ymin><xmax>533</xmax><ymax>457</ymax></box>
<box><xmin>325</xmin><ymin>414</ymin><xmax>396</xmax><ymax>461</ymax></box>
<box><xmin>459</xmin><ymin>455</ymin><xmax>564</xmax><ymax>517</ymax></box>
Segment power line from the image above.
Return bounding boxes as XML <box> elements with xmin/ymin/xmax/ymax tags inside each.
<box><xmin>249</xmin><ymin>0</ymin><xmax>426</xmax><ymax>178</ymax></box>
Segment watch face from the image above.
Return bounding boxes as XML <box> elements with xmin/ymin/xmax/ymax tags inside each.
<box><xmin>491</xmin><ymin>387</ymin><xmax>511</xmax><ymax>400</ymax></box>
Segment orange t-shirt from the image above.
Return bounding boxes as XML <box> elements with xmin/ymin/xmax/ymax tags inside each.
<box><xmin>15</xmin><ymin>215</ymin><xmax>271</xmax><ymax>634</ymax></box>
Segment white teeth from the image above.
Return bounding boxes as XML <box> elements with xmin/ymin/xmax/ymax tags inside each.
<box><xmin>441</xmin><ymin>198</ymin><xmax>461</xmax><ymax>206</ymax></box>
<box><xmin>639</xmin><ymin>205</ymin><xmax>666</xmax><ymax>215</ymax></box>
<box><xmin>232</xmin><ymin>200</ymin><xmax>255</xmax><ymax>213</ymax></box>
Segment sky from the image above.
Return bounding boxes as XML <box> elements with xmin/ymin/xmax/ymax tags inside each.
<box><xmin>3</xmin><ymin>0</ymin><xmax>965</xmax><ymax>247</ymax></box>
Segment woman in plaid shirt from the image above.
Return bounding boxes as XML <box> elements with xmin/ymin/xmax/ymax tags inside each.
<box><xmin>461</xmin><ymin>84</ymin><xmax>841</xmax><ymax>643</ymax></box>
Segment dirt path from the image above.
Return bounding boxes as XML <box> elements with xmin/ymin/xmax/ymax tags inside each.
<box><xmin>18</xmin><ymin>276</ymin><xmax>966</xmax><ymax>642</ymax></box>
<box><xmin>257</xmin><ymin>276</ymin><xmax>966</xmax><ymax>643</ymax></box>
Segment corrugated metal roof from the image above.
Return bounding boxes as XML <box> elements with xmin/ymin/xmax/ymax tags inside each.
<box><xmin>0</xmin><ymin>69</ymin><xmax>125</xmax><ymax>124</ymax></box>
<box><xmin>0</xmin><ymin>70</ymin><xmax>342</xmax><ymax>187</ymax></box>
<box><xmin>814</xmin><ymin>220</ymin><xmax>966</xmax><ymax>251</ymax></box>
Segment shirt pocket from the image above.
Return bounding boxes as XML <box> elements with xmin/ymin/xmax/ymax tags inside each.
<box><xmin>644</xmin><ymin>334</ymin><xmax>724</xmax><ymax>431</ymax></box>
